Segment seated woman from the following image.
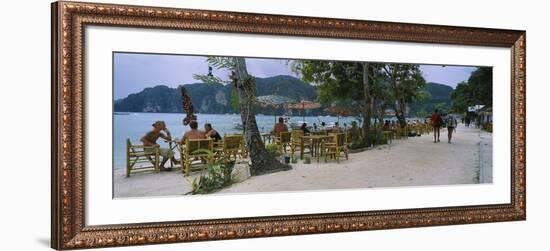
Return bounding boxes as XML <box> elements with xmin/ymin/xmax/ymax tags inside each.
<box><xmin>300</xmin><ymin>123</ymin><xmax>311</xmax><ymax>134</ymax></box>
<box><xmin>204</xmin><ymin>123</ymin><xmax>222</xmax><ymax>141</ymax></box>
<box><xmin>141</xmin><ymin>121</ymin><xmax>179</xmax><ymax>171</ymax></box>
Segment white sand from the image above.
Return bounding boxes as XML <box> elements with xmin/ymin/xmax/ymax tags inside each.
<box><xmin>114</xmin><ymin>125</ymin><xmax>491</xmax><ymax>197</ymax></box>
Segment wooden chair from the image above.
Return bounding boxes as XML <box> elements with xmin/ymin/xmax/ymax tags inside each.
<box><xmin>223</xmin><ymin>134</ymin><xmax>246</xmax><ymax>160</ymax></box>
<box><xmin>290</xmin><ymin>130</ymin><xmax>311</xmax><ymax>158</ymax></box>
<box><xmin>314</xmin><ymin>130</ymin><xmax>329</xmax><ymax>136</ymax></box>
<box><xmin>179</xmin><ymin>138</ymin><xmax>213</xmax><ymax>176</ymax></box>
<box><xmin>321</xmin><ymin>133</ymin><xmax>348</xmax><ymax>163</ymax></box>
<box><xmin>126</xmin><ymin>138</ymin><xmax>160</xmax><ymax>177</ymax></box>
<box><xmin>396</xmin><ymin>126</ymin><xmax>408</xmax><ymax>139</ymax></box>
<box><xmin>276</xmin><ymin>131</ymin><xmax>291</xmax><ymax>154</ymax></box>
<box><xmin>212</xmin><ymin>140</ymin><xmax>224</xmax><ymax>161</ymax></box>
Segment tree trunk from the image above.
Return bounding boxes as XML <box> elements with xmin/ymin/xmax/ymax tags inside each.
<box><xmin>374</xmin><ymin>98</ymin><xmax>384</xmax><ymax>142</ymax></box>
<box><xmin>396</xmin><ymin>98</ymin><xmax>407</xmax><ymax>128</ymax></box>
<box><xmin>233</xmin><ymin>58</ymin><xmax>291</xmax><ymax>175</ymax></box>
<box><xmin>361</xmin><ymin>62</ymin><xmax>372</xmax><ymax>146</ymax></box>
<box><xmin>385</xmin><ymin>65</ymin><xmax>407</xmax><ymax>128</ymax></box>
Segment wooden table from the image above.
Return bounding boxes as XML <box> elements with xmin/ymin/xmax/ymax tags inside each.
<box><xmin>300</xmin><ymin>135</ymin><xmax>333</xmax><ymax>161</ymax></box>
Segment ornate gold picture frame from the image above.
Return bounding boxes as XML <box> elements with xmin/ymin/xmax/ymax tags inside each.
<box><xmin>51</xmin><ymin>1</ymin><xmax>526</xmax><ymax>249</ymax></box>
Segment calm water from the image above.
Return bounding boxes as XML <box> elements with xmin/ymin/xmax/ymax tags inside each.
<box><xmin>114</xmin><ymin>113</ymin><xmax>356</xmax><ymax>169</ymax></box>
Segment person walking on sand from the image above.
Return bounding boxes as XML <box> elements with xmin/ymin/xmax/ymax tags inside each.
<box><xmin>141</xmin><ymin>121</ymin><xmax>179</xmax><ymax>171</ymax></box>
<box><xmin>446</xmin><ymin>115</ymin><xmax>458</xmax><ymax>143</ymax></box>
<box><xmin>430</xmin><ymin>109</ymin><xmax>443</xmax><ymax>143</ymax></box>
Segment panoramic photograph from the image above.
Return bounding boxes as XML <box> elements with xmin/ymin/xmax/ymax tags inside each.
<box><xmin>113</xmin><ymin>52</ymin><xmax>493</xmax><ymax>198</ymax></box>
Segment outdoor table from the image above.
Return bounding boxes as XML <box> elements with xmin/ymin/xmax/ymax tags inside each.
<box><xmin>163</xmin><ymin>139</ymin><xmax>182</xmax><ymax>169</ymax></box>
<box><xmin>300</xmin><ymin>135</ymin><xmax>333</xmax><ymax>161</ymax></box>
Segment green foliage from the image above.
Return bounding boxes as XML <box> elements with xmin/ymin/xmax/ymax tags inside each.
<box><xmin>450</xmin><ymin>67</ymin><xmax>493</xmax><ymax>113</ymax></box>
<box><xmin>374</xmin><ymin>132</ymin><xmax>388</xmax><ymax>145</ymax></box>
<box><xmin>409</xmin><ymin>82</ymin><xmax>453</xmax><ymax>116</ymax></box>
<box><xmin>190</xmin><ymin>150</ymin><xmax>235</xmax><ymax>194</ymax></box>
<box><xmin>382</xmin><ymin>63</ymin><xmax>427</xmax><ymax>106</ymax></box>
<box><xmin>265</xmin><ymin>143</ymin><xmax>281</xmax><ymax>157</ymax></box>
<box><xmin>292</xmin><ymin>61</ymin><xmax>364</xmax><ymax>105</ymax></box>
<box><xmin>230</xmin><ymin>88</ymin><xmax>240</xmax><ymax>111</ymax></box>
<box><xmin>193</xmin><ymin>74</ymin><xmax>229</xmax><ymax>85</ymax></box>
<box><xmin>114</xmin><ymin>76</ymin><xmax>317</xmax><ymax>114</ymax></box>
<box><xmin>435</xmin><ymin>102</ymin><xmax>448</xmax><ymax>113</ymax></box>
<box><xmin>416</xmin><ymin>109</ymin><xmax>430</xmax><ymax>118</ymax></box>
<box><xmin>205</xmin><ymin>56</ymin><xmax>237</xmax><ymax>70</ymax></box>
<box><xmin>349</xmin><ymin>141</ymin><xmax>368</xmax><ymax>150</ymax></box>
<box><xmin>293</xmin><ymin>61</ymin><xmax>428</xmax><ymax>127</ymax></box>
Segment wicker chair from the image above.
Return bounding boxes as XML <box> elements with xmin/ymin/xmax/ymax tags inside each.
<box><xmin>290</xmin><ymin>130</ymin><xmax>311</xmax><ymax>158</ymax></box>
<box><xmin>276</xmin><ymin>131</ymin><xmax>291</xmax><ymax>154</ymax></box>
<box><xmin>223</xmin><ymin>134</ymin><xmax>246</xmax><ymax>160</ymax></box>
<box><xmin>321</xmin><ymin>133</ymin><xmax>348</xmax><ymax>163</ymax></box>
<box><xmin>125</xmin><ymin>138</ymin><xmax>160</xmax><ymax>177</ymax></box>
<box><xmin>179</xmin><ymin>138</ymin><xmax>213</xmax><ymax>176</ymax></box>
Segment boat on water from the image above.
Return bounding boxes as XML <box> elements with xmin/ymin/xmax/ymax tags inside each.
<box><xmin>232</xmin><ymin>120</ymin><xmax>244</xmax><ymax>130</ymax></box>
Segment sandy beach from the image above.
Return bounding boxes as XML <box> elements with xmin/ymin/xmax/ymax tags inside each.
<box><xmin>114</xmin><ymin>125</ymin><xmax>491</xmax><ymax>198</ymax></box>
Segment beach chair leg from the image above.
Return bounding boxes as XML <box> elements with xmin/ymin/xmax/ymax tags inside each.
<box><xmin>156</xmin><ymin>153</ymin><xmax>160</xmax><ymax>173</ymax></box>
<box><xmin>126</xmin><ymin>162</ymin><xmax>131</xmax><ymax>178</ymax></box>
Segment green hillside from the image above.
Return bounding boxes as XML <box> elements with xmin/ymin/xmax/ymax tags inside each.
<box><xmin>409</xmin><ymin>82</ymin><xmax>454</xmax><ymax>117</ymax></box>
<box><xmin>114</xmin><ymin>75</ymin><xmax>317</xmax><ymax>114</ymax></box>
<box><xmin>114</xmin><ymin>76</ymin><xmax>453</xmax><ymax>116</ymax></box>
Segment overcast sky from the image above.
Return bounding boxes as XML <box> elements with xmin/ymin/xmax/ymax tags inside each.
<box><xmin>114</xmin><ymin>53</ymin><xmax>478</xmax><ymax>99</ymax></box>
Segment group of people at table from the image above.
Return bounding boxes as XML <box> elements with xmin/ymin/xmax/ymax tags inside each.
<box><xmin>140</xmin><ymin>113</ymin><xmax>457</xmax><ymax>172</ymax></box>
<box><xmin>139</xmin><ymin>117</ymin><xmax>358</xmax><ymax>171</ymax></box>
<box><xmin>140</xmin><ymin>120</ymin><xmax>222</xmax><ymax>171</ymax></box>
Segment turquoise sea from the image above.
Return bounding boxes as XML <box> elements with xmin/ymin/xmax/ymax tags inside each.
<box><xmin>113</xmin><ymin>113</ymin><xmax>357</xmax><ymax>169</ymax></box>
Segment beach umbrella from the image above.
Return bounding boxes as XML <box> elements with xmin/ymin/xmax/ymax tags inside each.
<box><xmin>324</xmin><ymin>106</ymin><xmax>355</xmax><ymax>123</ymax></box>
<box><xmin>288</xmin><ymin>100</ymin><xmax>322</xmax><ymax>122</ymax></box>
<box><xmin>256</xmin><ymin>95</ymin><xmax>295</xmax><ymax>123</ymax></box>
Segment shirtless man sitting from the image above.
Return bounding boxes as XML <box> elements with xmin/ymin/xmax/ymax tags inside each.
<box><xmin>271</xmin><ymin>117</ymin><xmax>289</xmax><ymax>137</ymax></box>
<box><xmin>179</xmin><ymin>120</ymin><xmax>206</xmax><ymax>144</ymax></box>
<box><xmin>140</xmin><ymin>121</ymin><xmax>179</xmax><ymax>171</ymax></box>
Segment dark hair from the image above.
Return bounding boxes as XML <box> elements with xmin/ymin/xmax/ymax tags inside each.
<box><xmin>189</xmin><ymin>120</ymin><xmax>198</xmax><ymax>129</ymax></box>
<box><xmin>278</xmin><ymin>117</ymin><xmax>284</xmax><ymax>123</ymax></box>
<box><xmin>205</xmin><ymin>123</ymin><xmax>212</xmax><ymax>129</ymax></box>
<box><xmin>301</xmin><ymin>123</ymin><xmax>307</xmax><ymax>128</ymax></box>
<box><xmin>435</xmin><ymin>109</ymin><xmax>439</xmax><ymax>113</ymax></box>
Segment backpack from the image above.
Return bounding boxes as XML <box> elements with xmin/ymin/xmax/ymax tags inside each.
<box><xmin>434</xmin><ymin>114</ymin><xmax>443</xmax><ymax>127</ymax></box>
